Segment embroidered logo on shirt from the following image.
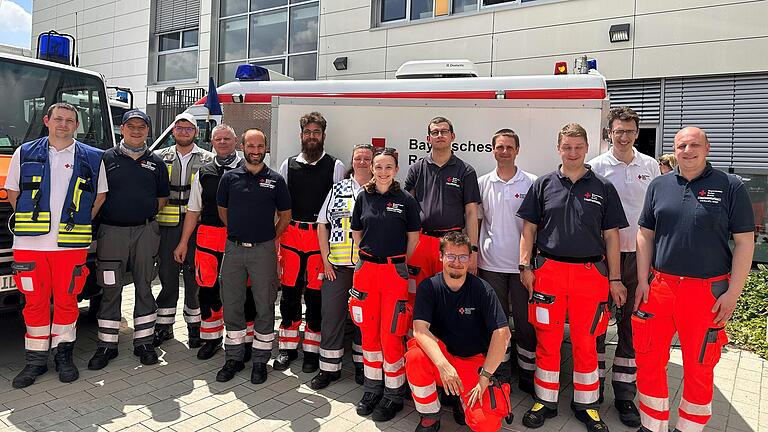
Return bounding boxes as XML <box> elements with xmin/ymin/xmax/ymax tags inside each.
<box><xmin>64</xmin><ymin>163</ymin><xmax>73</xmax><ymax>169</ymax></box>
<box><xmin>445</xmin><ymin>176</ymin><xmax>461</xmax><ymax>188</ymax></box>
<box><xmin>514</xmin><ymin>192</ymin><xmax>526</xmax><ymax>199</ymax></box>
<box><xmin>697</xmin><ymin>189</ymin><xmax>723</xmax><ymax>204</ymax></box>
<box><xmin>583</xmin><ymin>192</ymin><xmax>604</xmax><ymax>206</ymax></box>
<box><xmin>637</xmin><ymin>174</ymin><xmax>651</xmax><ymax>181</ymax></box>
<box><xmin>140</xmin><ymin>160</ymin><xmax>156</xmax><ymax>171</ymax></box>
<box><xmin>386</xmin><ymin>202</ymin><xmax>404</xmax><ymax>213</ymax></box>
<box><xmin>458</xmin><ymin>307</ymin><xmax>475</xmax><ymax>315</ymax></box>
<box><xmin>259</xmin><ymin>178</ymin><xmax>276</xmax><ymax>189</ymax></box>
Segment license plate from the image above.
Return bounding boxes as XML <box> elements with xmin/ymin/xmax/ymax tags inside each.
<box><xmin>0</xmin><ymin>274</ymin><xmax>17</xmax><ymax>292</ymax></box>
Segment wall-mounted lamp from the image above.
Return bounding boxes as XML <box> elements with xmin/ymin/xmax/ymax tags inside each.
<box><xmin>609</xmin><ymin>24</ymin><xmax>631</xmax><ymax>43</ymax></box>
<box><xmin>333</xmin><ymin>57</ymin><xmax>348</xmax><ymax>71</ymax></box>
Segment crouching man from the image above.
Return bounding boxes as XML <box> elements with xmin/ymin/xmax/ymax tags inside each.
<box><xmin>405</xmin><ymin>231</ymin><xmax>512</xmax><ymax>432</ymax></box>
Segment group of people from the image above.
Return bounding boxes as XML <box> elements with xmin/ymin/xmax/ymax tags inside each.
<box><xmin>6</xmin><ymin>102</ymin><xmax>754</xmax><ymax>432</ymax></box>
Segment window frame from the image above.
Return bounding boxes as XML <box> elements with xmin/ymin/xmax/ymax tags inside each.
<box><xmin>375</xmin><ymin>0</ymin><xmax>559</xmax><ymax>26</ymax></box>
<box><xmin>156</xmin><ymin>28</ymin><xmax>200</xmax><ymax>83</ymax></box>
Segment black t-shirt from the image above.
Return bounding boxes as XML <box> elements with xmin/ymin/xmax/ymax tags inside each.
<box><xmin>351</xmin><ymin>187</ymin><xmax>421</xmax><ymax>257</ymax></box>
<box><xmin>100</xmin><ymin>146</ymin><xmax>170</xmax><ymax>226</ymax></box>
<box><xmin>405</xmin><ymin>154</ymin><xmax>482</xmax><ymax>231</ymax></box>
<box><xmin>217</xmin><ymin>165</ymin><xmax>291</xmax><ymax>243</ymax></box>
<box><xmin>638</xmin><ymin>163</ymin><xmax>754</xmax><ymax>278</ymax></box>
<box><xmin>414</xmin><ymin>273</ymin><xmax>508</xmax><ymax>358</ymax></box>
<box><xmin>517</xmin><ymin>166</ymin><xmax>629</xmax><ymax>257</ymax></box>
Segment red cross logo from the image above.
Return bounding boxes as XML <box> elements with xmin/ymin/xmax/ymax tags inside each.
<box><xmin>515</xmin><ymin>193</ymin><xmax>520</xmax><ymax>198</ymax></box>
<box><xmin>698</xmin><ymin>190</ymin><xmax>707</xmax><ymax>197</ymax></box>
<box><xmin>584</xmin><ymin>192</ymin><xmax>592</xmax><ymax>198</ymax></box>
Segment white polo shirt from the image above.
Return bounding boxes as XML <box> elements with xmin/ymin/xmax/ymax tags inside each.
<box><xmin>477</xmin><ymin>167</ymin><xmax>536</xmax><ymax>273</ymax></box>
<box><xmin>588</xmin><ymin>147</ymin><xmax>659</xmax><ymax>252</ymax></box>
<box><xmin>5</xmin><ymin>141</ymin><xmax>109</xmax><ymax>251</ymax></box>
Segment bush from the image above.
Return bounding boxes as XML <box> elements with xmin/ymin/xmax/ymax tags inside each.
<box><xmin>727</xmin><ymin>264</ymin><xmax>768</xmax><ymax>359</ymax></box>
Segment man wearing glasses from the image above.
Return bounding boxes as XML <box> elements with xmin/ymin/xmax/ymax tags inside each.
<box><xmin>405</xmin><ymin>117</ymin><xmax>482</xmax><ymax>307</ymax></box>
<box><xmin>276</xmin><ymin>112</ymin><xmax>345</xmax><ymax>372</ymax></box>
<box><xmin>153</xmin><ymin>113</ymin><xmax>213</xmax><ymax>348</ymax></box>
<box><xmin>405</xmin><ymin>231</ymin><xmax>511</xmax><ymax>432</ymax></box>
<box><xmin>587</xmin><ymin>106</ymin><xmax>659</xmax><ymax>427</ymax></box>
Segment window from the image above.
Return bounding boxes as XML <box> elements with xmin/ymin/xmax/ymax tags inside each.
<box><xmin>218</xmin><ymin>0</ymin><xmax>319</xmax><ymax>84</ymax></box>
<box><xmin>378</xmin><ymin>0</ymin><xmax>545</xmax><ymax>23</ymax></box>
<box><xmin>157</xmin><ymin>29</ymin><xmax>199</xmax><ymax>82</ymax></box>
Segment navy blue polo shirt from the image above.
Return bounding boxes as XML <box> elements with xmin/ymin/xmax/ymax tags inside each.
<box><xmin>100</xmin><ymin>146</ymin><xmax>170</xmax><ymax>226</ymax></box>
<box><xmin>517</xmin><ymin>166</ymin><xmax>628</xmax><ymax>258</ymax></box>
<box><xmin>638</xmin><ymin>163</ymin><xmax>754</xmax><ymax>278</ymax></box>
<box><xmin>414</xmin><ymin>273</ymin><xmax>508</xmax><ymax>358</ymax></box>
<box><xmin>405</xmin><ymin>154</ymin><xmax>482</xmax><ymax>231</ymax></box>
<box><xmin>351</xmin><ymin>187</ymin><xmax>421</xmax><ymax>257</ymax></box>
<box><xmin>217</xmin><ymin>165</ymin><xmax>291</xmax><ymax>243</ymax></box>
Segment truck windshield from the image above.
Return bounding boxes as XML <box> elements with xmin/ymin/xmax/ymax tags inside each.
<box><xmin>0</xmin><ymin>57</ymin><xmax>112</xmax><ymax>153</ymax></box>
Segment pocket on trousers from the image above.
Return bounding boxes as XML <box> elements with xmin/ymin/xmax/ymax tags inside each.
<box><xmin>528</xmin><ymin>291</ymin><xmax>556</xmax><ymax>329</ymax></box>
<box><xmin>68</xmin><ymin>263</ymin><xmax>90</xmax><ymax>295</ymax></box>
<box><xmin>11</xmin><ymin>261</ymin><xmax>37</xmax><ymax>294</ymax></box>
<box><xmin>394</xmin><ymin>262</ymin><xmax>409</xmax><ymax>280</ymax></box>
<box><xmin>348</xmin><ymin>287</ymin><xmax>367</xmax><ymax>327</ymax></box>
<box><xmin>699</xmin><ymin>327</ymin><xmax>728</xmax><ymax>365</ymax></box>
<box><xmin>96</xmin><ymin>260</ymin><xmax>121</xmax><ymax>288</ymax></box>
<box><xmin>194</xmin><ymin>250</ymin><xmax>219</xmax><ymax>288</ymax></box>
<box><xmin>589</xmin><ymin>301</ymin><xmax>610</xmax><ymax>336</ymax></box>
<box><xmin>390</xmin><ymin>299</ymin><xmax>412</xmax><ymax>337</ymax></box>
<box><xmin>631</xmin><ymin>310</ymin><xmax>654</xmax><ymax>354</ymax></box>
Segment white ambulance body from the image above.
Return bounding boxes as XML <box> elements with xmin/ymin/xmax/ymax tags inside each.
<box><xmin>152</xmin><ymin>72</ymin><xmax>610</xmax><ymax>177</ymax></box>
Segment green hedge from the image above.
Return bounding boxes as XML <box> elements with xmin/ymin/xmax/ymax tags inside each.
<box><xmin>727</xmin><ymin>264</ymin><xmax>768</xmax><ymax>359</ymax></box>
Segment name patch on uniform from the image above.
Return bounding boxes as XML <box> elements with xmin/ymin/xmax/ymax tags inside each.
<box><xmin>259</xmin><ymin>178</ymin><xmax>276</xmax><ymax>189</ymax></box>
<box><xmin>458</xmin><ymin>307</ymin><xmax>475</xmax><ymax>315</ymax></box>
<box><xmin>140</xmin><ymin>160</ymin><xmax>156</xmax><ymax>171</ymax></box>
<box><xmin>637</xmin><ymin>174</ymin><xmax>652</xmax><ymax>181</ymax></box>
<box><xmin>445</xmin><ymin>176</ymin><xmax>461</xmax><ymax>188</ymax></box>
<box><xmin>582</xmin><ymin>192</ymin><xmax>603</xmax><ymax>206</ymax></box>
<box><xmin>514</xmin><ymin>192</ymin><xmax>526</xmax><ymax>199</ymax></box>
<box><xmin>386</xmin><ymin>202</ymin><xmax>404</xmax><ymax>213</ymax></box>
<box><xmin>697</xmin><ymin>189</ymin><xmax>723</xmax><ymax>204</ymax></box>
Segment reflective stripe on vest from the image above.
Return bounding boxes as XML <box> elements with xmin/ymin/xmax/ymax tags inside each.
<box><xmin>157</xmin><ymin>148</ymin><xmax>212</xmax><ymax>226</ymax></box>
<box><xmin>326</xmin><ymin>178</ymin><xmax>359</xmax><ymax>267</ymax></box>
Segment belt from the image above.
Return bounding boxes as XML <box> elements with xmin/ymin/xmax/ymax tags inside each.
<box><xmin>359</xmin><ymin>253</ymin><xmax>406</xmax><ymax>265</ymax></box>
<box><xmin>290</xmin><ymin>221</ymin><xmax>318</xmax><ymax>231</ymax></box>
<box><xmin>227</xmin><ymin>236</ymin><xmax>257</xmax><ymax>248</ymax></box>
<box><xmin>539</xmin><ymin>250</ymin><xmax>602</xmax><ymax>264</ymax></box>
<box><xmin>102</xmin><ymin>217</ymin><xmax>155</xmax><ymax>227</ymax></box>
<box><xmin>421</xmin><ymin>227</ymin><xmax>462</xmax><ymax>238</ymax></box>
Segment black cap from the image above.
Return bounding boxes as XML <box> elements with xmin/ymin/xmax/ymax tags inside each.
<box><xmin>122</xmin><ymin>109</ymin><xmax>151</xmax><ymax>127</ymax></box>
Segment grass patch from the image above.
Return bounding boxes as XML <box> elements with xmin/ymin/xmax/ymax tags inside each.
<box><xmin>727</xmin><ymin>264</ymin><xmax>768</xmax><ymax>359</ymax></box>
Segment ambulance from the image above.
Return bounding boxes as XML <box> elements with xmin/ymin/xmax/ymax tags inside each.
<box><xmin>151</xmin><ymin>59</ymin><xmax>611</xmax><ymax>178</ymax></box>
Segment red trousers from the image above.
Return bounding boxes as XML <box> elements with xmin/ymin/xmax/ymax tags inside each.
<box><xmin>278</xmin><ymin>223</ymin><xmax>322</xmax><ymax>351</ymax></box>
<box><xmin>350</xmin><ymin>256</ymin><xmax>410</xmax><ymax>395</ymax></box>
<box><xmin>633</xmin><ymin>271</ymin><xmax>729</xmax><ymax>432</ymax></box>
<box><xmin>13</xmin><ymin>249</ymin><xmax>89</xmax><ymax>351</ymax></box>
<box><xmin>405</xmin><ymin>338</ymin><xmax>512</xmax><ymax>432</ymax></box>
<box><xmin>407</xmin><ymin>232</ymin><xmax>448</xmax><ymax>306</ymax></box>
<box><xmin>530</xmin><ymin>259</ymin><xmax>609</xmax><ymax>409</ymax></box>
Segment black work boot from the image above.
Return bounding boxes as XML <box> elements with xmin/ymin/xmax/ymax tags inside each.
<box><xmin>152</xmin><ymin>326</ymin><xmax>174</xmax><ymax>347</ymax></box>
<box><xmin>188</xmin><ymin>326</ymin><xmax>202</xmax><ymax>349</ymax></box>
<box><xmin>53</xmin><ymin>342</ymin><xmax>79</xmax><ymax>383</ymax></box>
<box><xmin>310</xmin><ymin>370</ymin><xmax>341</xmax><ymax>390</ymax></box>
<box><xmin>302</xmin><ymin>351</ymin><xmax>319</xmax><ymax>373</ymax></box>
<box><xmin>12</xmin><ymin>350</ymin><xmax>49</xmax><ymax>389</ymax></box>
<box><xmin>197</xmin><ymin>338</ymin><xmax>222</xmax><ymax>360</ymax></box>
<box><xmin>133</xmin><ymin>344</ymin><xmax>159</xmax><ymax>365</ymax></box>
<box><xmin>371</xmin><ymin>397</ymin><xmax>404</xmax><ymax>422</ymax></box>
<box><xmin>216</xmin><ymin>359</ymin><xmax>245</xmax><ymax>382</ymax></box>
<box><xmin>88</xmin><ymin>347</ymin><xmax>118</xmax><ymax>370</ymax></box>
<box><xmin>573</xmin><ymin>408</ymin><xmax>609</xmax><ymax>432</ymax></box>
<box><xmin>522</xmin><ymin>402</ymin><xmax>558</xmax><ymax>428</ymax></box>
<box><xmin>356</xmin><ymin>392</ymin><xmax>383</xmax><ymax>416</ymax></box>
<box><xmin>615</xmin><ymin>399</ymin><xmax>641</xmax><ymax>427</ymax></box>
<box><xmin>272</xmin><ymin>349</ymin><xmax>297</xmax><ymax>371</ymax></box>
<box><xmin>250</xmin><ymin>362</ymin><xmax>267</xmax><ymax>384</ymax></box>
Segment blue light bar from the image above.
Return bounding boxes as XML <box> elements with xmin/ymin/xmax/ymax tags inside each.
<box><xmin>116</xmin><ymin>91</ymin><xmax>129</xmax><ymax>102</ymax></box>
<box><xmin>587</xmin><ymin>58</ymin><xmax>598</xmax><ymax>71</ymax></box>
<box><xmin>235</xmin><ymin>64</ymin><xmax>271</xmax><ymax>81</ymax></box>
<box><xmin>39</xmin><ymin>34</ymin><xmax>71</xmax><ymax>65</ymax></box>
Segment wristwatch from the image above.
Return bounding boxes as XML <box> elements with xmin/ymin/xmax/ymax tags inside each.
<box><xmin>519</xmin><ymin>264</ymin><xmax>532</xmax><ymax>272</ymax></box>
<box><xmin>470</xmin><ymin>244</ymin><xmax>479</xmax><ymax>252</ymax></box>
<box><xmin>478</xmin><ymin>367</ymin><xmax>493</xmax><ymax>379</ymax></box>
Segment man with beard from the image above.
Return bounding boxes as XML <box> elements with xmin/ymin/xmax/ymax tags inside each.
<box><xmin>405</xmin><ymin>231</ymin><xmax>512</xmax><ymax>432</ymax></box>
<box><xmin>173</xmin><ymin>124</ymin><xmax>258</xmax><ymax>361</ymax></box>
<box><xmin>153</xmin><ymin>113</ymin><xmax>213</xmax><ymax>348</ymax></box>
<box><xmin>275</xmin><ymin>112</ymin><xmax>345</xmax><ymax>372</ymax></box>
<box><xmin>89</xmin><ymin>109</ymin><xmax>170</xmax><ymax>369</ymax></box>
<box><xmin>216</xmin><ymin>128</ymin><xmax>291</xmax><ymax>383</ymax></box>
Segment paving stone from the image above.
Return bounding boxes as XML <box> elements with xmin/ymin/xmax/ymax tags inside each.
<box><xmin>170</xmin><ymin>412</ymin><xmax>219</xmax><ymax>432</ymax></box>
<box><xmin>211</xmin><ymin>411</ymin><xmax>258</xmax><ymax>431</ymax></box>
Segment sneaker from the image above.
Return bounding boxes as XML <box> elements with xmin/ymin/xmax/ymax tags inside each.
<box><xmin>356</xmin><ymin>392</ymin><xmax>383</xmax><ymax>416</ymax></box>
<box><xmin>354</xmin><ymin>365</ymin><xmax>364</xmax><ymax>385</ymax></box>
<box><xmin>11</xmin><ymin>364</ymin><xmax>48</xmax><ymax>389</ymax></box>
<box><xmin>522</xmin><ymin>402</ymin><xmax>558</xmax><ymax>429</ymax></box>
<box><xmin>415</xmin><ymin>417</ymin><xmax>441</xmax><ymax>432</ymax></box>
<box><xmin>53</xmin><ymin>342</ymin><xmax>79</xmax><ymax>383</ymax></box>
<box><xmin>152</xmin><ymin>327</ymin><xmax>174</xmax><ymax>347</ymax></box>
<box><xmin>615</xmin><ymin>399</ymin><xmax>641</xmax><ymax>427</ymax></box>
<box><xmin>133</xmin><ymin>344</ymin><xmax>159</xmax><ymax>365</ymax></box>
<box><xmin>272</xmin><ymin>349</ymin><xmax>298</xmax><ymax>371</ymax></box>
<box><xmin>302</xmin><ymin>352</ymin><xmax>320</xmax><ymax>373</ymax></box>
<box><xmin>87</xmin><ymin>347</ymin><xmax>118</xmax><ymax>370</ymax></box>
<box><xmin>250</xmin><ymin>362</ymin><xmax>267</xmax><ymax>384</ymax></box>
<box><xmin>573</xmin><ymin>408</ymin><xmax>609</xmax><ymax>432</ymax></box>
<box><xmin>188</xmin><ymin>326</ymin><xmax>202</xmax><ymax>349</ymax></box>
<box><xmin>310</xmin><ymin>370</ymin><xmax>341</xmax><ymax>390</ymax></box>
<box><xmin>216</xmin><ymin>359</ymin><xmax>245</xmax><ymax>382</ymax></box>
<box><xmin>371</xmin><ymin>397</ymin><xmax>404</xmax><ymax>422</ymax></box>
<box><xmin>197</xmin><ymin>338</ymin><xmax>222</xmax><ymax>360</ymax></box>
